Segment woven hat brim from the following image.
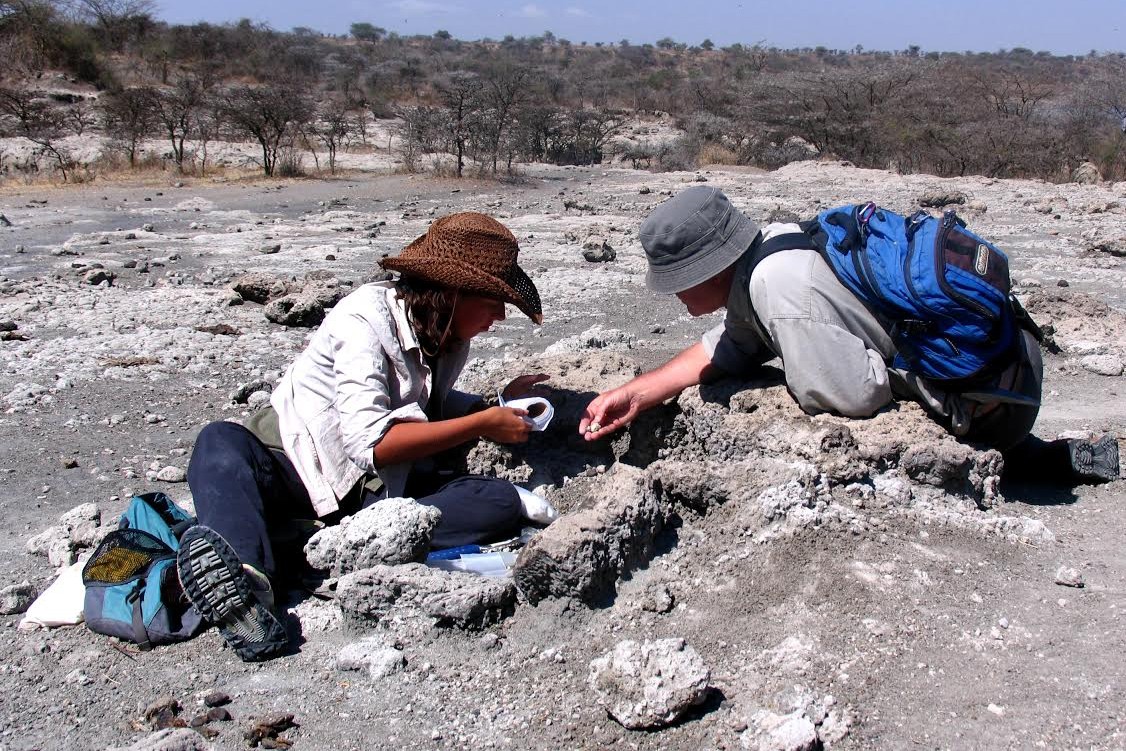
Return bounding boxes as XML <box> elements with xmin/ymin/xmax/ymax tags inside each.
<box><xmin>382</xmin><ymin>256</ymin><xmax>543</xmax><ymax>324</ymax></box>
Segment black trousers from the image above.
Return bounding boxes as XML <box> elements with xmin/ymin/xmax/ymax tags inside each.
<box><xmin>186</xmin><ymin>421</ymin><xmax>522</xmax><ymax>580</ymax></box>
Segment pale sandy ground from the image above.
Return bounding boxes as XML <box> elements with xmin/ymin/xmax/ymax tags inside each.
<box><xmin>0</xmin><ymin>155</ymin><xmax>1123</xmax><ymax>750</ymax></box>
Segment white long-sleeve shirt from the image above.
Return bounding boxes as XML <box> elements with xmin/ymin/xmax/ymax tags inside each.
<box><xmin>271</xmin><ymin>282</ymin><xmax>479</xmax><ymax>516</ymax></box>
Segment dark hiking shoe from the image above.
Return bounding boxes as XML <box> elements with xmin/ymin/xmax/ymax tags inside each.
<box><xmin>177</xmin><ymin>526</ymin><xmax>287</xmax><ymax>662</ymax></box>
<box><xmin>1068</xmin><ymin>436</ymin><xmax>1120</xmax><ymax>484</ymax></box>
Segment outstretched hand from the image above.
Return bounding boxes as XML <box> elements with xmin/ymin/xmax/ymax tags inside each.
<box><xmin>501</xmin><ymin>373</ymin><xmax>551</xmax><ymax>401</ymax></box>
<box><xmin>579</xmin><ymin>387</ymin><xmax>643</xmax><ymax>441</ymax></box>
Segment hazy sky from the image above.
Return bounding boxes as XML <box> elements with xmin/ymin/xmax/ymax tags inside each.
<box><xmin>155</xmin><ymin>0</ymin><xmax>1126</xmax><ymax>55</ymax></box>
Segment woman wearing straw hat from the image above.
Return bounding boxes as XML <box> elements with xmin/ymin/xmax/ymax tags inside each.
<box><xmin>176</xmin><ymin>212</ymin><xmax>547</xmax><ymax>661</ymax></box>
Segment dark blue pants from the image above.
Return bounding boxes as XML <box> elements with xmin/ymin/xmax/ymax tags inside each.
<box><xmin>186</xmin><ymin>421</ymin><xmax>522</xmax><ymax>580</ymax></box>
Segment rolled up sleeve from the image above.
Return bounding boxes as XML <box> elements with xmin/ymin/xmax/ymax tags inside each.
<box><xmin>701</xmin><ymin>320</ymin><xmax>772</xmax><ymax>375</ymax></box>
<box><xmin>330</xmin><ymin>316</ymin><xmax>428</xmax><ymax>473</ymax></box>
<box><xmin>770</xmin><ymin>317</ymin><xmax>892</xmax><ymax>417</ymax></box>
<box><xmin>443</xmin><ymin>388</ymin><xmax>483</xmax><ymax>418</ymax></box>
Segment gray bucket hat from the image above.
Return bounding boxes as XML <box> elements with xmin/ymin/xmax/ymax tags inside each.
<box><xmin>639</xmin><ymin>187</ymin><xmax>760</xmax><ymax>294</ymax></box>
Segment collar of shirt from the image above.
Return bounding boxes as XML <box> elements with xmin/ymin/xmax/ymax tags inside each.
<box><xmin>388</xmin><ymin>285</ymin><xmax>421</xmax><ymax>353</ymax></box>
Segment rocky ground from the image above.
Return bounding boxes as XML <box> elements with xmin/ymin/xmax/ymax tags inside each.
<box><xmin>0</xmin><ymin>159</ymin><xmax>1124</xmax><ymax>751</ymax></box>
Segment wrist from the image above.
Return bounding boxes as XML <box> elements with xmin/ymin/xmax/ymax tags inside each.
<box><xmin>466</xmin><ymin>408</ymin><xmax>488</xmax><ymax>437</ymax></box>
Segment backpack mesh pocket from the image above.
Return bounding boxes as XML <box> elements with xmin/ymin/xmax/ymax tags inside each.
<box><xmin>84</xmin><ymin>529</ymin><xmax>173</xmax><ymax>585</ymax></box>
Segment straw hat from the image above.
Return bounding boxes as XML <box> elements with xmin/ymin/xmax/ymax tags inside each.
<box><xmin>381</xmin><ymin>212</ymin><xmax>543</xmax><ymax>324</ymax></box>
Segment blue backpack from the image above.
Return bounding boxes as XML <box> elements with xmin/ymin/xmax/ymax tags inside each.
<box><xmin>753</xmin><ymin>203</ymin><xmax>1038</xmax><ymax>388</ymax></box>
<box><xmin>82</xmin><ymin>493</ymin><xmax>205</xmax><ymax>649</ymax></box>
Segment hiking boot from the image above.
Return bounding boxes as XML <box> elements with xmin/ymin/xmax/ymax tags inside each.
<box><xmin>177</xmin><ymin>526</ymin><xmax>288</xmax><ymax>662</ymax></box>
<box><xmin>1068</xmin><ymin>436</ymin><xmax>1120</xmax><ymax>484</ymax></box>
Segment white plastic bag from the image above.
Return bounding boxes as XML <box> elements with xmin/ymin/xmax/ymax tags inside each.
<box><xmin>428</xmin><ymin>552</ymin><xmax>516</xmax><ymax>578</ymax></box>
<box><xmin>19</xmin><ymin>560</ymin><xmax>86</xmax><ymax>629</ymax></box>
<box><xmin>514</xmin><ymin>485</ymin><xmax>559</xmax><ymax>524</ymax></box>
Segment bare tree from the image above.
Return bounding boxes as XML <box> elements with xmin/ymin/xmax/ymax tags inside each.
<box><xmin>101</xmin><ymin>85</ymin><xmax>157</xmax><ymax>167</ymax></box>
<box><xmin>67</xmin><ymin>0</ymin><xmax>155</xmax><ymax>27</ymax></box>
<box><xmin>0</xmin><ymin>86</ymin><xmax>76</xmax><ymax>181</ymax></box>
<box><xmin>393</xmin><ymin>104</ymin><xmax>446</xmax><ymax>172</ymax></box>
<box><xmin>436</xmin><ymin>73</ymin><xmax>484</xmax><ymax>177</ymax></box>
<box><xmin>351</xmin><ymin>104</ymin><xmax>370</xmax><ymax>146</ymax></box>
<box><xmin>67</xmin><ymin>0</ymin><xmax>155</xmax><ymax>50</ymax></box>
<box><xmin>480</xmin><ymin>63</ymin><xmax>532</xmax><ymax>173</ymax></box>
<box><xmin>223</xmin><ymin>85</ymin><xmax>314</xmax><ymax>176</ymax></box>
<box><xmin>152</xmin><ymin>77</ymin><xmax>210</xmax><ymax>173</ymax></box>
<box><xmin>194</xmin><ymin>100</ymin><xmax>222</xmax><ymax>176</ymax></box>
<box><xmin>310</xmin><ymin>98</ymin><xmax>352</xmax><ymax>174</ymax></box>
<box><xmin>65</xmin><ymin>99</ymin><xmax>96</xmax><ymax>136</ymax></box>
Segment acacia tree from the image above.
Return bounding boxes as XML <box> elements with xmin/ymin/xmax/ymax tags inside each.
<box><xmin>350</xmin><ymin>22</ymin><xmax>385</xmax><ymax>42</ymax></box>
<box><xmin>223</xmin><ymin>84</ymin><xmax>314</xmax><ymax>176</ymax></box>
<box><xmin>101</xmin><ymin>85</ymin><xmax>158</xmax><ymax>167</ymax></box>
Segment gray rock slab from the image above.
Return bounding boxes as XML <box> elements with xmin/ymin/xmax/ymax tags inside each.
<box><xmin>0</xmin><ymin>581</ymin><xmax>35</xmax><ymax>615</ymax></box>
<box><xmin>155</xmin><ymin>466</ymin><xmax>186</xmax><ymax>483</ymax></box>
<box><xmin>918</xmin><ymin>189</ymin><xmax>967</xmax><ymax>207</ymax></box>
<box><xmin>742</xmin><ymin>710</ymin><xmax>820</xmax><ymax>751</ymax></box>
<box><xmin>230</xmin><ymin>272</ymin><xmax>296</xmax><ymax>304</ymax></box>
<box><xmin>1055</xmin><ymin>565</ymin><xmax>1085</xmax><ymax>588</ymax></box>
<box><xmin>1079</xmin><ymin>354</ymin><xmax>1124</xmax><ymax>376</ymax></box>
<box><xmin>335</xmin><ymin>563</ymin><xmax>516</xmax><ymax>631</ymax></box>
<box><xmin>335</xmin><ymin>635</ymin><xmax>406</xmax><ymax>679</ymax></box>
<box><xmin>108</xmin><ymin>728</ymin><xmax>213</xmax><ymax>751</ymax></box>
<box><xmin>264</xmin><ymin>293</ymin><xmax>325</xmax><ymax>327</ymax></box>
<box><xmin>304</xmin><ymin>498</ymin><xmax>440</xmax><ymax>575</ymax></box>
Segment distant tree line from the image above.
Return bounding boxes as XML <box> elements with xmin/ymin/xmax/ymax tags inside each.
<box><xmin>2</xmin><ymin>0</ymin><xmax>1125</xmax><ymax>182</ymax></box>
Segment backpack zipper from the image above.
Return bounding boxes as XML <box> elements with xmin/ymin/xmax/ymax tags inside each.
<box><xmin>934</xmin><ymin>213</ymin><xmax>995</xmax><ymax>322</ymax></box>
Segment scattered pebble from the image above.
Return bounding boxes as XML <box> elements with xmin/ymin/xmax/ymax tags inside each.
<box><xmin>203</xmin><ymin>690</ymin><xmax>230</xmax><ymax>708</ymax></box>
<box><xmin>1054</xmin><ymin>566</ymin><xmax>1085</xmax><ymax>588</ymax></box>
<box><xmin>155</xmin><ymin>466</ymin><xmax>186</xmax><ymax>483</ymax></box>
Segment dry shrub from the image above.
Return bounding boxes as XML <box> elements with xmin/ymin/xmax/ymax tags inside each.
<box><xmin>274</xmin><ymin>149</ymin><xmax>307</xmax><ymax>178</ymax></box>
<box><xmin>696</xmin><ymin>142</ymin><xmax>739</xmax><ymax>165</ymax></box>
<box><xmin>652</xmin><ymin>135</ymin><xmax>700</xmax><ymax>172</ymax></box>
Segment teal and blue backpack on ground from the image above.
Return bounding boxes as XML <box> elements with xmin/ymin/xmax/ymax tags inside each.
<box><xmin>82</xmin><ymin>492</ymin><xmax>205</xmax><ymax>649</ymax></box>
<box><xmin>754</xmin><ymin>203</ymin><xmax>1038</xmax><ymax>388</ymax></box>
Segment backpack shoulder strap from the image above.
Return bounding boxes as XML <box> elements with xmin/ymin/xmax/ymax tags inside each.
<box><xmin>744</xmin><ymin>221</ymin><xmax>820</xmax><ymax>280</ymax></box>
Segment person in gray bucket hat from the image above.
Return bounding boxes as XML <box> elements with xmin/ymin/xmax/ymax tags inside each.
<box><xmin>641</xmin><ymin>186</ymin><xmax>760</xmax><ymax>295</ymax></box>
<box><xmin>579</xmin><ymin>187</ymin><xmax>1119</xmax><ymax>485</ymax></box>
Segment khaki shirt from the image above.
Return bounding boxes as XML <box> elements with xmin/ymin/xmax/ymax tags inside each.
<box><xmin>703</xmin><ymin>223</ymin><xmax>898</xmax><ymax>417</ymax></box>
<box><xmin>700</xmin><ymin>222</ymin><xmax>1023</xmax><ymax>435</ymax></box>
<box><xmin>271</xmin><ymin>282</ymin><xmax>478</xmax><ymax>516</ymax></box>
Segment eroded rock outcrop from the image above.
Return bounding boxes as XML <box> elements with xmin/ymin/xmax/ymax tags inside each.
<box><xmin>514</xmin><ymin>465</ymin><xmax>667</xmax><ymax>605</ymax></box>
<box><xmin>453</xmin><ymin>353</ymin><xmax>1049</xmax><ymax>608</ymax></box>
